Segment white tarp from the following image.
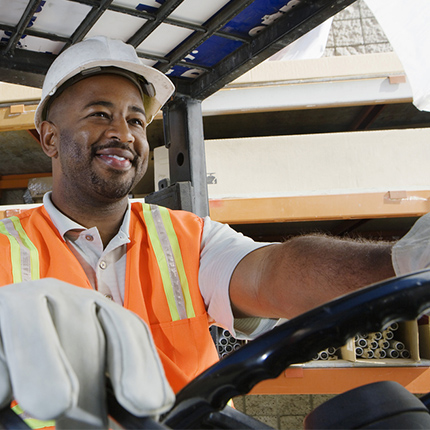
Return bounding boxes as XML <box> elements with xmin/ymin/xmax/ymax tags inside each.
<box><xmin>269</xmin><ymin>0</ymin><xmax>430</xmax><ymax>113</ymax></box>
<box><xmin>268</xmin><ymin>18</ymin><xmax>334</xmax><ymax>61</ymax></box>
<box><xmin>365</xmin><ymin>0</ymin><xmax>430</xmax><ymax>112</ymax></box>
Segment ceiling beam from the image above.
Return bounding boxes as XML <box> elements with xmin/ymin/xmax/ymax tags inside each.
<box><xmin>105</xmin><ymin>2</ymin><xmax>249</xmax><ymax>42</ymax></box>
<box><xmin>62</xmin><ymin>0</ymin><xmax>116</xmax><ymax>51</ymax></box>
<box><xmin>0</xmin><ymin>49</ymin><xmax>52</xmax><ymax>88</ymax></box>
<box><xmin>157</xmin><ymin>0</ymin><xmax>255</xmax><ymax>74</ymax></box>
<box><xmin>128</xmin><ymin>0</ymin><xmax>187</xmax><ymax>47</ymax></box>
<box><xmin>2</xmin><ymin>0</ymin><xmax>45</xmax><ymax>56</ymax></box>
<box><xmin>172</xmin><ymin>0</ymin><xmax>357</xmax><ymax>100</ymax></box>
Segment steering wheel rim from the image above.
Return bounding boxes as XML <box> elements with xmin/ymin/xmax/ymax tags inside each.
<box><xmin>162</xmin><ymin>269</ymin><xmax>430</xmax><ymax>427</ymax></box>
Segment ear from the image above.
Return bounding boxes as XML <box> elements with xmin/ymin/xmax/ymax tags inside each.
<box><xmin>39</xmin><ymin>120</ymin><xmax>59</xmax><ymax>159</ymax></box>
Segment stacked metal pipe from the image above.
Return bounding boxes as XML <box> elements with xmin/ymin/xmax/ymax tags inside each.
<box><xmin>312</xmin><ymin>323</ymin><xmax>411</xmax><ymax>361</ymax></box>
<box><xmin>216</xmin><ymin>329</ymin><xmax>244</xmax><ymax>358</ymax></box>
<box><xmin>354</xmin><ymin>323</ymin><xmax>411</xmax><ymax>359</ymax></box>
<box><xmin>312</xmin><ymin>346</ymin><xmax>340</xmax><ymax>361</ymax></box>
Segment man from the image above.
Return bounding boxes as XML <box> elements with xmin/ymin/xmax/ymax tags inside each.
<box><xmin>0</xmin><ymin>36</ymin><xmax>396</xmax><ymax>428</ymax></box>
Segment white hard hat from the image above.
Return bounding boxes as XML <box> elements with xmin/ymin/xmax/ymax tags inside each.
<box><xmin>34</xmin><ymin>36</ymin><xmax>175</xmax><ymax>132</ymax></box>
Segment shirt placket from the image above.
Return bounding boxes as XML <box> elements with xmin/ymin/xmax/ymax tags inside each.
<box><xmin>97</xmin><ymin>232</ymin><xmax>129</xmax><ymax>303</ymax></box>
<box><xmin>65</xmin><ymin>227</ymin><xmax>129</xmax><ymax>304</ymax></box>
<box><xmin>74</xmin><ymin>228</ymin><xmax>109</xmax><ymax>296</ymax></box>
<box><xmin>80</xmin><ymin>229</ymin><xmax>116</xmax><ymax>300</ymax></box>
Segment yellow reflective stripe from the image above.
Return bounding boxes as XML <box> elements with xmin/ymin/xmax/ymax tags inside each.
<box><xmin>12</xmin><ymin>404</ymin><xmax>55</xmax><ymax>429</ymax></box>
<box><xmin>142</xmin><ymin>203</ymin><xmax>195</xmax><ymax>321</ymax></box>
<box><xmin>11</xmin><ymin>404</ymin><xmax>24</xmax><ymax>414</ymax></box>
<box><xmin>10</xmin><ymin>217</ymin><xmax>40</xmax><ymax>281</ymax></box>
<box><xmin>151</xmin><ymin>205</ymin><xmax>187</xmax><ymax>320</ymax></box>
<box><xmin>143</xmin><ymin>204</ymin><xmax>181</xmax><ymax>321</ymax></box>
<box><xmin>0</xmin><ymin>217</ymin><xmax>40</xmax><ymax>283</ymax></box>
<box><xmin>0</xmin><ymin>220</ymin><xmax>22</xmax><ymax>283</ymax></box>
<box><xmin>23</xmin><ymin>418</ymin><xmax>55</xmax><ymax>429</ymax></box>
<box><xmin>159</xmin><ymin>206</ymin><xmax>195</xmax><ymax>319</ymax></box>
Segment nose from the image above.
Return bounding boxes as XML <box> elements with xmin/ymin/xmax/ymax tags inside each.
<box><xmin>106</xmin><ymin>117</ymin><xmax>134</xmax><ymax>143</ymax></box>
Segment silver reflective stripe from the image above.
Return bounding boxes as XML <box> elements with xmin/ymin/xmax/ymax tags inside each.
<box><xmin>150</xmin><ymin>205</ymin><xmax>187</xmax><ymax>320</ymax></box>
<box><xmin>1</xmin><ymin>218</ymin><xmax>32</xmax><ymax>282</ymax></box>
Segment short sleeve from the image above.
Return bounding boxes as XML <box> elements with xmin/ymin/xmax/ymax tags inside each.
<box><xmin>199</xmin><ymin>217</ymin><xmax>279</xmax><ymax>339</ymax></box>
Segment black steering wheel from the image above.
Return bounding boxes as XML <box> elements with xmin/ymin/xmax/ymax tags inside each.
<box><xmin>161</xmin><ymin>269</ymin><xmax>430</xmax><ymax>429</ymax></box>
<box><xmin>4</xmin><ymin>270</ymin><xmax>430</xmax><ymax>429</ymax></box>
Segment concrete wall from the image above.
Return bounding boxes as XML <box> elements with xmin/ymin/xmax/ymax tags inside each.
<box><xmin>155</xmin><ymin>128</ymin><xmax>430</xmax><ymax>200</ymax></box>
<box><xmin>233</xmin><ymin>394</ymin><xmax>335</xmax><ymax>429</ymax></box>
<box><xmin>325</xmin><ymin>0</ymin><xmax>392</xmax><ymax>56</ymax></box>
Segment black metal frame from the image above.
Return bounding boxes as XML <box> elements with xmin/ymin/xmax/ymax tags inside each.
<box><xmin>0</xmin><ymin>0</ymin><xmax>356</xmax><ymax>99</ymax></box>
<box><xmin>0</xmin><ymin>0</ymin><xmax>357</xmax><ymax>214</ymax></box>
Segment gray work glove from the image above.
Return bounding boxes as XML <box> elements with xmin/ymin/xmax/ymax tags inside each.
<box><xmin>392</xmin><ymin>212</ymin><xmax>430</xmax><ymax>276</ymax></box>
<box><xmin>0</xmin><ymin>278</ymin><xmax>175</xmax><ymax>429</ymax></box>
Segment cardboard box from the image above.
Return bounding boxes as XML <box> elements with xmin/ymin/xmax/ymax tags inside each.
<box><xmin>418</xmin><ymin>315</ymin><xmax>430</xmax><ymax>359</ymax></box>
<box><xmin>340</xmin><ymin>321</ymin><xmax>419</xmax><ymax>363</ymax></box>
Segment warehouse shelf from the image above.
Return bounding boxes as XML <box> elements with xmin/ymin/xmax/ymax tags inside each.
<box><xmin>209</xmin><ymin>190</ymin><xmax>430</xmax><ymax>225</ymax></box>
<box><xmin>250</xmin><ymin>361</ymin><xmax>430</xmax><ymax>395</ymax></box>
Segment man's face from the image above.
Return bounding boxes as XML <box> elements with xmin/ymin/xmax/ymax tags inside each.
<box><xmin>45</xmin><ymin>74</ymin><xmax>150</xmax><ymax>202</ymax></box>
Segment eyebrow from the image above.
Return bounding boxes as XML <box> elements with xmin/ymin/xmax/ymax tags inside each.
<box><xmin>84</xmin><ymin>100</ymin><xmax>146</xmax><ymax>118</ymax></box>
<box><xmin>131</xmin><ymin>105</ymin><xmax>147</xmax><ymax>118</ymax></box>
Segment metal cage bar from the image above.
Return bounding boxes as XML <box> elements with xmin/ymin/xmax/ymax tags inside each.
<box><xmin>2</xmin><ymin>0</ymin><xmax>45</xmax><ymax>55</ymax></box>
<box><xmin>64</xmin><ymin>0</ymin><xmax>116</xmax><ymax>49</ymax></box>
<box><xmin>127</xmin><ymin>0</ymin><xmax>187</xmax><ymax>47</ymax></box>
<box><xmin>157</xmin><ymin>0</ymin><xmax>255</xmax><ymax>73</ymax></box>
<box><xmin>172</xmin><ymin>0</ymin><xmax>357</xmax><ymax>100</ymax></box>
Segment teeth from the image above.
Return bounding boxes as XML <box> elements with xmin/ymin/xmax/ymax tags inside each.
<box><xmin>107</xmin><ymin>154</ymin><xmax>126</xmax><ymax>161</ymax></box>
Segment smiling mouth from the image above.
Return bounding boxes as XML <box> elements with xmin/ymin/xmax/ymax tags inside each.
<box><xmin>99</xmin><ymin>154</ymin><xmax>131</xmax><ymax>169</ymax></box>
<box><xmin>95</xmin><ymin>147</ymin><xmax>136</xmax><ymax>171</ymax></box>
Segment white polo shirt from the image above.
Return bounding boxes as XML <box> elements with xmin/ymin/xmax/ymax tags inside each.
<box><xmin>43</xmin><ymin>193</ymin><xmax>277</xmax><ymax>338</ymax></box>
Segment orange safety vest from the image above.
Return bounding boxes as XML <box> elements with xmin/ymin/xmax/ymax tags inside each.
<box><xmin>0</xmin><ymin>202</ymin><xmax>220</xmax><ymax>394</ymax></box>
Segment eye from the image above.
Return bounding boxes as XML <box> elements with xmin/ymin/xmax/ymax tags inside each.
<box><xmin>92</xmin><ymin>111</ymin><xmax>111</xmax><ymax>119</ymax></box>
<box><xmin>129</xmin><ymin>118</ymin><xmax>145</xmax><ymax>127</ymax></box>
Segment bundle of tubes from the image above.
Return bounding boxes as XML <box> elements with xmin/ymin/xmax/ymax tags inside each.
<box><xmin>216</xmin><ymin>329</ymin><xmax>244</xmax><ymax>358</ymax></box>
<box><xmin>312</xmin><ymin>346</ymin><xmax>340</xmax><ymax>361</ymax></box>
<box><xmin>354</xmin><ymin>323</ymin><xmax>410</xmax><ymax>359</ymax></box>
<box><xmin>312</xmin><ymin>323</ymin><xmax>410</xmax><ymax>361</ymax></box>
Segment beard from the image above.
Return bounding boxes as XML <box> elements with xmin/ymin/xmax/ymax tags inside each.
<box><xmin>58</xmin><ymin>130</ymin><xmax>146</xmax><ymax>202</ymax></box>
<box><xmin>89</xmin><ymin>168</ymin><xmax>136</xmax><ymax>200</ymax></box>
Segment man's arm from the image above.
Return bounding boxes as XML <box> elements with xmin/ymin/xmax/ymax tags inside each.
<box><xmin>229</xmin><ymin>234</ymin><xmax>395</xmax><ymax>320</ymax></box>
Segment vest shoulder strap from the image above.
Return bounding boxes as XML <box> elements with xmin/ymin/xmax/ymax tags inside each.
<box><xmin>141</xmin><ymin>203</ymin><xmax>196</xmax><ymax>321</ymax></box>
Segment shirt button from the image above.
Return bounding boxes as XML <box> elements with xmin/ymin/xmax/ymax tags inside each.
<box><xmin>85</xmin><ymin>235</ymin><xmax>94</xmax><ymax>241</ymax></box>
<box><xmin>104</xmin><ymin>294</ymin><xmax>113</xmax><ymax>301</ymax></box>
<box><xmin>99</xmin><ymin>260</ymin><xmax>107</xmax><ymax>270</ymax></box>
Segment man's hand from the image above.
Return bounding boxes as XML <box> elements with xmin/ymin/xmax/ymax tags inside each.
<box><xmin>0</xmin><ymin>279</ymin><xmax>174</xmax><ymax>429</ymax></box>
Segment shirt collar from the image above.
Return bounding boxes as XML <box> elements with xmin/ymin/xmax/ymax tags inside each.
<box><xmin>43</xmin><ymin>192</ymin><xmax>131</xmax><ymax>241</ymax></box>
